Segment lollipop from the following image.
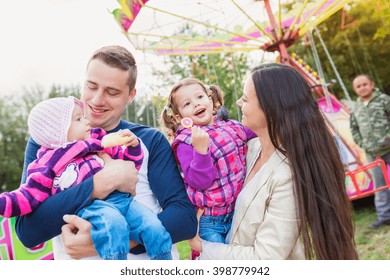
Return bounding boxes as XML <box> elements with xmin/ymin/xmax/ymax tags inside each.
<box><xmin>181</xmin><ymin>117</ymin><xmax>193</xmax><ymax>128</ymax></box>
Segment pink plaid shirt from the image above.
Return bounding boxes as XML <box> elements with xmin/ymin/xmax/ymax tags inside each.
<box><xmin>172</xmin><ymin>119</ymin><xmax>247</xmax><ymax>216</ymax></box>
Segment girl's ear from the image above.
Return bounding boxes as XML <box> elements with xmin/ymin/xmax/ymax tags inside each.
<box><xmin>175</xmin><ymin>114</ymin><xmax>181</xmax><ymax>121</ymax></box>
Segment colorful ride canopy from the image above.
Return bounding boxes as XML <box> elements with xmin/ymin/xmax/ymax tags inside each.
<box><xmin>112</xmin><ymin>0</ymin><xmax>356</xmax><ymax>56</ymax></box>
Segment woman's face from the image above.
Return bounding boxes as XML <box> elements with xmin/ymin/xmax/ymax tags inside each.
<box><xmin>236</xmin><ymin>76</ymin><xmax>266</xmax><ymax>133</ymax></box>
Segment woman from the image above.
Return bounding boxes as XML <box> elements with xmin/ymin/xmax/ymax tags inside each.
<box><xmin>189</xmin><ymin>63</ymin><xmax>358</xmax><ymax>260</ymax></box>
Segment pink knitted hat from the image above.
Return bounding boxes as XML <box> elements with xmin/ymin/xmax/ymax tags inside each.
<box><xmin>27</xmin><ymin>96</ymin><xmax>78</xmax><ymax>148</ymax></box>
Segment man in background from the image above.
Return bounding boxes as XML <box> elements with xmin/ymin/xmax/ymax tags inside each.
<box><xmin>350</xmin><ymin>74</ymin><xmax>390</xmax><ymax>229</ymax></box>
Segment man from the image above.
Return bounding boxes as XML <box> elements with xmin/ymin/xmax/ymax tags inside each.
<box><xmin>15</xmin><ymin>45</ymin><xmax>197</xmax><ymax>259</ymax></box>
<box><xmin>350</xmin><ymin>74</ymin><xmax>390</xmax><ymax>229</ymax></box>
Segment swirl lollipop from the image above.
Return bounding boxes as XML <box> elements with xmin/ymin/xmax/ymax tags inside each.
<box><xmin>181</xmin><ymin>117</ymin><xmax>193</xmax><ymax>128</ymax></box>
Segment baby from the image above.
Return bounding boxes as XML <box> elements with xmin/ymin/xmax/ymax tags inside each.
<box><xmin>0</xmin><ymin>96</ymin><xmax>172</xmax><ymax>260</ymax></box>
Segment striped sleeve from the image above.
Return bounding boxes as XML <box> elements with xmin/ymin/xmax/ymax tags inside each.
<box><xmin>0</xmin><ymin>167</ymin><xmax>54</xmax><ymax>218</ymax></box>
<box><xmin>106</xmin><ymin>140</ymin><xmax>144</xmax><ymax>171</ymax></box>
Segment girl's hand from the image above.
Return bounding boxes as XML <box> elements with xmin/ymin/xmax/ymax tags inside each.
<box><xmin>120</xmin><ymin>129</ymin><xmax>139</xmax><ymax>147</ymax></box>
<box><xmin>190</xmin><ymin>127</ymin><xmax>209</xmax><ymax>154</ymax></box>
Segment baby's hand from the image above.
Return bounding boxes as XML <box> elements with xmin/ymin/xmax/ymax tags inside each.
<box><xmin>190</xmin><ymin>127</ymin><xmax>209</xmax><ymax>154</ymax></box>
<box><xmin>119</xmin><ymin>129</ymin><xmax>139</xmax><ymax>147</ymax></box>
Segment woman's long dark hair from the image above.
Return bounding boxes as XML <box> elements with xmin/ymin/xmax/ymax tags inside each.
<box><xmin>251</xmin><ymin>63</ymin><xmax>358</xmax><ymax>260</ymax></box>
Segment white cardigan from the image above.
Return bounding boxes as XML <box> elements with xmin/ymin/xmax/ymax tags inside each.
<box><xmin>201</xmin><ymin>138</ymin><xmax>305</xmax><ymax>260</ymax></box>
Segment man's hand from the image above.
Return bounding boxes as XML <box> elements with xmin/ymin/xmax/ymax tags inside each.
<box><xmin>92</xmin><ymin>153</ymin><xmax>138</xmax><ymax>200</ymax></box>
<box><xmin>62</xmin><ymin>214</ymin><xmax>97</xmax><ymax>259</ymax></box>
<box><xmin>190</xmin><ymin>127</ymin><xmax>210</xmax><ymax>155</ymax></box>
<box><xmin>62</xmin><ymin>215</ymin><xmax>139</xmax><ymax>259</ymax></box>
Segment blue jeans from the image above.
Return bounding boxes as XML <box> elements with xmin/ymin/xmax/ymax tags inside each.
<box><xmin>367</xmin><ymin>152</ymin><xmax>390</xmax><ymax>222</ymax></box>
<box><xmin>198</xmin><ymin>212</ymin><xmax>233</xmax><ymax>243</ymax></box>
<box><xmin>77</xmin><ymin>191</ymin><xmax>172</xmax><ymax>260</ymax></box>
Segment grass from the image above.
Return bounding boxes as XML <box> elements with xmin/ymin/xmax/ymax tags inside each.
<box><xmin>177</xmin><ymin>240</ymin><xmax>191</xmax><ymax>260</ymax></box>
<box><xmin>353</xmin><ymin>199</ymin><xmax>390</xmax><ymax>259</ymax></box>
<box><xmin>177</xmin><ymin>197</ymin><xmax>390</xmax><ymax>260</ymax></box>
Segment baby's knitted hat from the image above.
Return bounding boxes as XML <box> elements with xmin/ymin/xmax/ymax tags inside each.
<box><xmin>28</xmin><ymin>96</ymin><xmax>76</xmax><ymax>148</ymax></box>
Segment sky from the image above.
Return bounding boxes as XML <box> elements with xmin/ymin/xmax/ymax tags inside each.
<box><xmin>0</xmin><ymin>0</ymin><xmax>278</xmax><ymax>98</ymax></box>
<box><xmin>0</xmin><ymin>0</ymin><xmax>155</xmax><ymax>96</ymax></box>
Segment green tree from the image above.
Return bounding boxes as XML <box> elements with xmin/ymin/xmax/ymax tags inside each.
<box><xmin>122</xmin><ymin>91</ymin><xmax>165</xmax><ymax>128</ymax></box>
<box><xmin>372</xmin><ymin>0</ymin><xmax>390</xmax><ymax>40</ymax></box>
<box><xmin>0</xmin><ymin>97</ymin><xmax>28</xmax><ymax>192</ymax></box>
<box><xmin>289</xmin><ymin>0</ymin><xmax>390</xmax><ymax>99</ymax></box>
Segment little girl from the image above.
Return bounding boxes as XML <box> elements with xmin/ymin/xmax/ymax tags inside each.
<box><xmin>0</xmin><ymin>96</ymin><xmax>172</xmax><ymax>260</ymax></box>
<box><xmin>161</xmin><ymin>78</ymin><xmax>255</xmax><ymax>252</ymax></box>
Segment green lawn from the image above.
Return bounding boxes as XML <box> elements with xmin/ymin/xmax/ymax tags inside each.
<box><xmin>177</xmin><ymin>198</ymin><xmax>390</xmax><ymax>260</ymax></box>
<box><xmin>354</xmin><ymin>208</ymin><xmax>390</xmax><ymax>259</ymax></box>
<box><xmin>177</xmin><ymin>240</ymin><xmax>191</xmax><ymax>260</ymax></box>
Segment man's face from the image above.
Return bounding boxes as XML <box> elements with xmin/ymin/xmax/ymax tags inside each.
<box><xmin>81</xmin><ymin>59</ymin><xmax>136</xmax><ymax>131</ymax></box>
<box><xmin>353</xmin><ymin>76</ymin><xmax>375</xmax><ymax>101</ymax></box>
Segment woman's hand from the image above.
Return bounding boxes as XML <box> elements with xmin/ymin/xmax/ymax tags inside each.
<box><xmin>188</xmin><ymin>208</ymin><xmax>205</xmax><ymax>252</ymax></box>
<box><xmin>188</xmin><ymin>234</ymin><xmax>203</xmax><ymax>252</ymax></box>
<box><xmin>61</xmin><ymin>214</ymin><xmax>97</xmax><ymax>259</ymax></box>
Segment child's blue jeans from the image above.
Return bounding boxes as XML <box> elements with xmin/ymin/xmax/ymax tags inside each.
<box><xmin>198</xmin><ymin>212</ymin><xmax>233</xmax><ymax>243</ymax></box>
<box><xmin>77</xmin><ymin>191</ymin><xmax>172</xmax><ymax>260</ymax></box>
